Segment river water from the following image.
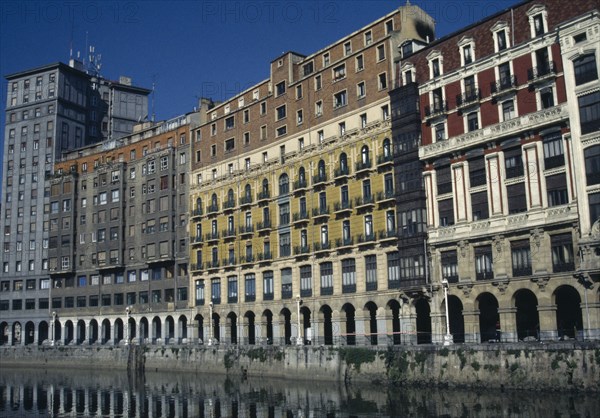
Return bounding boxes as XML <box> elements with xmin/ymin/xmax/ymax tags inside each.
<box><xmin>0</xmin><ymin>367</ymin><xmax>598</xmax><ymax>417</ymax></box>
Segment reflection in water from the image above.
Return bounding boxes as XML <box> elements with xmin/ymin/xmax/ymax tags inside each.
<box><xmin>0</xmin><ymin>367</ymin><xmax>598</xmax><ymax>417</ymax></box>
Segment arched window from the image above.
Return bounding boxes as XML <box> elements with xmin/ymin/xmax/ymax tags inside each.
<box><xmin>318</xmin><ymin>160</ymin><xmax>326</xmax><ymax>179</ymax></box>
<box><xmin>245</xmin><ymin>184</ymin><xmax>252</xmax><ymax>199</ymax></box>
<box><xmin>227</xmin><ymin>189</ymin><xmax>234</xmax><ymax>203</ymax></box>
<box><xmin>299</xmin><ymin>167</ymin><xmax>306</xmax><ymax>183</ymax></box>
<box><xmin>383</xmin><ymin>138</ymin><xmax>391</xmax><ymax>158</ymax></box>
<box><xmin>196</xmin><ymin>197</ymin><xmax>202</xmax><ymax>210</ymax></box>
<box><xmin>279</xmin><ymin>173</ymin><xmax>289</xmax><ymax>195</ymax></box>
<box><xmin>262</xmin><ymin>179</ymin><xmax>269</xmax><ymax>194</ymax></box>
<box><xmin>340</xmin><ymin>153</ymin><xmax>348</xmax><ymax>173</ymax></box>
<box><xmin>211</xmin><ymin>193</ymin><xmax>217</xmax><ymax>207</ymax></box>
<box><xmin>361</xmin><ymin>145</ymin><xmax>370</xmax><ymax>164</ymax></box>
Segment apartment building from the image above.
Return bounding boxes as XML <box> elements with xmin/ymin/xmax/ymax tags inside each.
<box><xmin>188</xmin><ymin>3</ymin><xmax>435</xmax><ymax>346</ymax></box>
<box><xmin>1</xmin><ymin>61</ymin><xmax>150</xmax><ymax>345</ymax></box>
<box><xmin>399</xmin><ymin>0</ymin><xmax>599</xmax><ymax>342</ymax></box>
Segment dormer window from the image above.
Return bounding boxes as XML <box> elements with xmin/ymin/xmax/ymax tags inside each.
<box><xmin>527</xmin><ymin>4</ymin><xmax>548</xmax><ymax>38</ymax></box>
<box><xmin>401</xmin><ymin>63</ymin><xmax>415</xmax><ymax>86</ymax></box>
<box><xmin>491</xmin><ymin>22</ymin><xmax>511</xmax><ymax>53</ymax></box>
<box><xmin>427</xmin><ymin>50</ymin><xmax>443</xmax><ymax>80</ymax></box>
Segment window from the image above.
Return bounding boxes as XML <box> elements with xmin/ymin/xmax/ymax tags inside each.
<box><xmin>387</xmin><ymin>252</ymin><xmax>400</xmax><ymax>287</ymax></box>
<box><xmin>377</xmin><ymin>45</ymin><xmax>385</xmax><ymax>62</ymax></box>
<box><xmin>225</xmin><ymin>116</ymin><xmax>234</xmax><ymax>130</ymax></box>
<box><xmin>475</xmin><ymin>245</ymin><xmax>493</xmax><ymax>280</ymax></box>
<box><xmin>551</xmin><ymin>234</ymin><xmax>574</xmax><ymax>273</ymax></box>
<box><xmin>320</xmin><ymin>262</ymin><xmax>333</xmax><ymax>295</ymax></box>
<box><xmin>463</xmin><ymin>44</ymin><xmax>473</xmax><ymax>65</ymax></box>
<box><xmin>227</xmin><ymin>276</ymin><xmax>238</xmax><ymax>303</ymax></box>
<box><xmin>471</xmin><ymin>191</ymin><xmax>489</xmax><ymax>220</ymax></box>
<box><xmin>211</xmin><ymin>278</ymin><xmax>221</xmax><ymax>303</ymax></box>
<box><xmin>466</xmin><ymin>111</ymin><xmax>479</xmax><ymax>132</ymax></box>
<box><xmin>378</xmin><ymin>73</ymin><xmax>387</xmax><ymax>90</ymax></box>
<box><xmin>579</xmin><ymin>91</ymin><xmax>600</xmax><ymax>134</ymax></box>
<box><xmin>323</xmin><ymin>53</ymin><xmax>330</xmax><ymax>67</ymax></box>
<box><xmin>281</xmin><ymin>268</ymin><xmax>292</xmax><ymax>299</ymax></box>
<box><xmin>279</xmin><ymin>202</ymin><xmax>290</xmax><ymax>225</ymax></box>
<box><xmin>344</xmin><ymin>41</ymin><xmax>351</xmax><ymax>55</ymax></box>
<box><xmin>540</xmin><ymin>86</ymin><xmax>555</xmax><ymax>109</ymax></box>
<box><xmin>303</xmin><ymin>62</ymin><xmax>314</xmax><ymax>76</ymax></box>
<box><xmin>356</xmin><ymin>55</ymin><xmax>364</xmax><ymax>71</ymax></box>
<box><xmin>263</xmin><ymin>271</ymin><xmax>274</xmax><ymax>300</ymax></box>
<box><xmin>357</xmin><ymin>82</ymin><xmax>366</xmax><ymax>98</ymax></box>
<box><xmin>297</xmin><ymin>109</ymin><xmax>303</xmax><ymax>125</ymax></box>
<box><xmin>296</xmin><ymin>84</ymin><xmax>303</xmax><ymax>99</ymax></box>
<box><xmin>504</xmin><ymin>147</ymin><xmax>523</xmax><ymax>178</ymax></box>
<box><xmin>274</xmin><ymin>80</ymin><xmax>286</xmax><ymax>96</ymax></box>
<box><xmin>438</xmin><ymin>199</ymin><xmax>454</xmax><ymax>226</ymax></box>
<box><xmin>315</xmin><ymin>100</ymin><xmax>323</xmax><ymax>116</ymax></box>
<box><xmin>507</xmin><ymin>183</ymin><xmax>527</xmax><ymax>213</ymax></box>
<box><xmin>502</xmin><ymin>99</ymin><xmax>515</xmax><ymax>121</ymax></box>
<box><xmin>300</xmin><ymin>265</ymin><xmax>312</xmax><ymax>297</ymax></box>
<box><xmin>315</xmin><ymin>75</ymin><xmax>322</xmax><ymax>91</ymax></box>
<box><xmin>434</xmin><ymin>123</ymin><xmax>446</xmax><ymax>142</ymax></box>
<box><xmin>495</xmin><ymin>28</ymin><xmax>508</xmax><ymax>51</ymax></box>
<box><xmin>574</xmin><ymin>54</ymin><xmax>598</xmax><ymax>86</ymax></box>
<box><xmin>532</xmin><ymin>13</ymin><xmax>546</xmax><ymax>37</ymax></box>
<box><xmin>431</xmin><ymin>58</ymin><xmax>440</xmax><ymax>77</ymax></box>
<box><xmin>279</xmin><ymin>173</ymin><xmax>289</xmax><ymax>195</ymax></box>
<box><xmin>260</xmin><ymin>101</ymin><xmax>267</xmax><ymax>115</ymax></box>
<box><xmin>585</xmin><ymin>145</ymin><xmax>600</xmax><ymax>186</ymax></box>
<box><xmin>276</xmin><ymin>105</ymin><xmax>286</xmax><ymax>120</ymax></box>
<box><xmin>511</xmin><ymin>240</ymin><xmax>532</xmax><ymax>277</ymax></box>
<box><xmin>546</xmin><ymin>174</ymin><xmax>568</xmax><ymax>206</ymax></box>
<box><xmin>341</xmin><ymin>259</ymin><xmax>356</xmax><ymax>293</ymax></box>
<box><xmin>333</xmin><ymin>64</ymin><xmax>346</xmax><ymax>81</ymax></box>
<box><xmin>279</xmin><ymin>232</ymin><xmax>290</xmax><ymax>257</ymax></box>
<box><xmin>543</xmin><ymin>133</ymin><xmax>564</xmax><ymax>169</ymax></box>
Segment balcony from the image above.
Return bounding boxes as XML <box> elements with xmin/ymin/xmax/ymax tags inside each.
<box><xmin>257</xmin><ymin>251</ymin><xmax>273</xmax><ymax>262</ymax></box>
<box><xmin>256</xmin><ymin>220</ymin><xmax>272</xmax><ymax>232</ymax></box>
<box><xmin>512</xmin><ymin>266</ymin><xmax>532</xmax><ymax>278</ymax></box>
<box><xmin>206</xmin><ymin>260</ymin><xmax>220</xmax><ymax>270</ymax></box>
<box><xmin>355</xmin><ymin>160</ymin><xmax>372</xmax><ymax>175</ymax></box>
<box><xmin>553</xmin><ymin>262</ymin><xmax>575</xmax><ymax>273</ymax></box>
<box><xmin>294</xmin><ymin>245</ymin><xmax>311</xmax><ymax>256</ymax></box>
<box><xmin>357</xmin><ymin>232</ymin><xmax>377</xmax><ymax>246</ymax></box>
<box><xmin>292</xmin><ymin>210</ymin><xmax>309</xmax><ymax>225</ymax></box>
<box><xmin>333</xmin><ymin>200</ymin><xmax>353</xmax><ymax>215</ymax></box>
<box><xmin>293</xmin><ymin>178</ymin><xmax>308</xmax><ymax>193</ymax></box>
<box><xmin>314</xmin><ymin>241</ymin><xmax>331</xmax><ymax>254</ymax></box>
<box><xmin>228</xmin><ymin>296</ymin><xmax>238</xmax><ymax>304</ymax></box>
<box><xmin>239</xmin><ymin>225</ymin><xmax>254</xmax><ymax>237</ymax></box>
<box><xmin>205</xmin><ymin>231</ymin><xmax>220</xmax><ymax>243</ymax></box>
<box><xmin>456</xmin><ymin>88</ymin><xmax>481</xmax><ymax>110</ymax></box>
<box><xmin>366</xmin><ymin>281</ymin><xmax>377</xmax><ymax>291</ymax></box>
<box><xmin>206</xmin><ymin>204</ymin><xmax>219</xmax><ymax>215</ymax></box>
<box><xmin>190</xmin><ymin>263</ymin><xmax>204</xmax><ymax>272</ymax></box>
<box><xmin>376</xmin><ymin>190</ymin><xmax>395</xmax><ymax>204</ymax></box>
<box><xmin>257</xmin><ymin>190</ymin><xmax>270</xmax><ymax>202</ymax></box>
<box><xmin>334</xmin><ymin>166</ymin><xmax>350</xmax><ymax>180</ymax></box>
<box><xmin>312</xmin><ymin>206</ymin><xmax>330</xmax><ymax>221</ymax></box>
<box><xmin>490</xmin><ymin>75</ymin><xmax>518</xmax><ymax>99</ymax></box>
<box><xmin>240</xmin><ymin>255</ymin><xmax>255</xmax><ymax>265</ymax></box>
<box><xmin>354</xmin><ymin>195</ymin><xmax>375</xmax><ymax>211</ymax></box>
<box><xmin>222</xmin><ymin>228</ymin><xmax>236</xmax><ymax>240</ymax></box>
<box><xmin>223</xmin><ymin>199</ymin><xmax>236</xmax><ymax>211</ymax></box>
<box><xmin>378</xmin><ymin>229</ymin><xmax>397</xmax><ymax>243</ymax></box>
<box><xmin>342</xmin><ymin>284</ymin><xmax>356</xmax><ymax>294</ymax></box>
<box><xmin>527</xmin><ymin>61</ymin><xmax>556</xmax><ymax>84</ymax></box>
<box><xmin>424</xmin><ymin>100</ymin><xmax>448</xmax><ymax>121</ymax></box>
<box><xmin>335</xmin><ymin>237</ymin><xmax>354</xmax><ymax>249</ymax></box>
<box><xmin>239</xmin><ymin>195</ymin><xmax>253</xmax><ymax>207</ymax></box>
<box><xmin>312</xmin><ymin>173</ymin><xmax>327</xmax><ymax>187</ymax></box>
<box><xmin>191</xmin><ymin>207</ymin><xmax>204</xmax><ymax>218</ymax></box>
<box><xmin>544</xmin><ymin>155</ymin><xmax>565</xmax><ymax>170</ymax></box>
<box><xmin>263</xmin><ymin>292</ymin><xmax>274</xmax><ymax>301</ymax></box>
<box><xmin>476</xmin><ymin>271</ymin><xmax>494</xmax><ymax>281</ymax></box>
<box><xmin>320</xmin><ymin>287</ymin><xmax>333</xmax><ymax>296</ymax></box>
<box><xmin>300</xmin><ymin>289</ymin><xmax>312</xmax><ymax>298</ymax></box>
<box><xmin>191</xmin><ymin>235</ymin><xmax>204</xmax><ymax>245</ymax></box>
<box><xmin>222</xmin><ymin>257</ymin><xmax>237</xmax><ymax>268</ymax></box>
<box><xmin>376</xmin><ymin>153</ymin><xmax>394</xmax><ymax>168</ymax></box>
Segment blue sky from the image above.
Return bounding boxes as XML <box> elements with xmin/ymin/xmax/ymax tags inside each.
<box><xmin>0</xmin><ymin>0</ymin><xmax>520</xmax><ymax>179</ymax></box>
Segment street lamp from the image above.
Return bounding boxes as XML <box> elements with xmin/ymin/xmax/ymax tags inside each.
<box><xmin>296</xmin><ymin>295</ymin><xmax>303</xmax><ymax>346</ymax></box>
<box><xmin>441</xmin><ymin>279</ymin><xmax>453</xmax><ymax>346</ymax></box>
<box><xmin>51</xmin><ymin>311</ymin><xmax>56</xmax><ymax>346</ymax></box>
<box><xmin>208</xmin><ymin>302</ymin><xmax>214</xmax><ymax>346</ymax></box>
<box><xmin>125</xmin><ymin>306</ymin><xmax>131</xmax><ymax>345</ymax></box>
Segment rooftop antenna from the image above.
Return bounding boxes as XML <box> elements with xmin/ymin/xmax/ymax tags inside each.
<box><xmin>151</xmin><ymin>74</ymin><xmax>158</xmax><ymax>122</ymax></box>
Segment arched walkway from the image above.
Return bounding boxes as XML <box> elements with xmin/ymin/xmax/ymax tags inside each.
<box><xmin>89</xmin><ymin>319</ymin><xmax>99</xmax><ymax>344</ymax></box>
<box><xmin>139</xmin><ymin>317</ymin><xmax>149</xmax><ymax>342</ymax></box>
<box><xmin>477</xmin><ymin>292</ymin><xmax>499</xmax><ymax>342</ymax></box>
<box><xmin>0</xmin><ymin>322</ymin><xmax>8</xmax><ymax>345</ymax></box>
<box><xmin>12</xmin><ymin>322</ymin><xmax>22</xmax><ymax>345</ymax></box>
<box><xmin>114</xmin><ymin>318</ymin><xmax>124</xmax><ymax>343</ymax></box>
<box><xmin>244</xmin><ymin>311</ymin><xmax>255</xmax><ymax>345</ymax></box>
<box><xmin>262</xmin><ymin>310</ymin><xmax>274</xmax><ymax>344</ymax></box>
<box><xmin>279</xmin><ymin>308</ymin><xmax>291</xmax><ymax>345</ymax></box>
<box><xmin>341</xmin><ymin>303</ymin><xmax>356</xmax><ymax>345</ymax></box>
<box><xmin>514</xmin><ymin>289</ymin><xmax>539</xmax><ymax>341</ymax></box>
<box><xmin>54</xmin><ymin>319</ymin><xmax>62</xmax><ymax>344</ymax></box>
<box><xmin>554</xmin><ymin>285</ymin><xmax>583</xmax><ymax>340</ymax></box>
<box><xmin>24</xmin><ymin>321</ymin><xmax>35</xmax><ymax>345</ymax></box>
<box><xmin>415</xmin><ymin>299</ymin><xmax>431</xmax><ymax>344</ymax></box>
<box><xmin>165</xmin><ymin>316</ymin><xmax>175</xmax><ymax>342</ymax></box>
<box><xmin>319</xmin><ymin>305</ymin><xmax>333</xmax><ymax>345</ymax></box>
<box><xmin>448</xmin><ymin>295</ymin><xmax>465</xmax><ymax>343</ymax></box>
<box><xmin>300</xmin><ymin>306</ymin><xmax>311</xmax><ymax>344</ymax></box>
<box><xmin>178</xmin><ymin>315</ymin><xmax>187</xmax><ymax>342</ymax></box>
<box><xmin>212</xmin><ymin>313</ymin><xmax>221</xmax><ymax>343</ymax></box>
<box><xmin>128</xmin><ymin>317</ymin><xmax>136</xmax><ymax>342</ymax></box>
<box><xmin>64</xmin><ymin>320</ymin><xmax>74</xmax><ymax>345</ymax></box>
<box><xmin>194</xmin><ymin>314</ymin><xmax>204</xmax><ymax>343</ymax></box>
<box><xmin>101</xmin><ymin>319</ymin><xmax>111</xmax><ymax>344</ymax></box>
<box><xmin>38</xmin><ymin>321</ymin><xmax>48</xmax><ymax>345</ymax></box>
<box><xmin>152</xmin><ymin>316</ymin><xmax>162</xmax><ymax>342</ymax></box>
<box><xmin>227</xmin><ymin>312</ymin><xmax>238</xmax><ymax>344</ymax></box>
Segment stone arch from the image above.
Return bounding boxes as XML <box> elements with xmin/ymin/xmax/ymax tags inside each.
<box><xmin>0</xmin><ymin>322</ymin><xmax>9</xmax><ymax>345</ymax></box>
<box><xmin>227</xmin><ymin>312</ymin><xmax>238</xmax><ymax>344</ymax></box>
<box><xmin>339</xmin><ymin>152</ymin><xmax>348</xmax><ymax>173</ymax></box>
<box><xmin>165</xmin><ymin>316</ymin><xmax>175</xmax><ymax>342</ymax></box>
<box><xmin>152</xmin><ymin>316</ymin><xmax>162</xmax><ymax>342</ymax></box>
<box><xmin>513</xmin><ymin>288</ymin><xmax>540</xmax><ymax>341</ymax></box>
<box><xmin>476</xmin><ymin>292</ymin><xmax>499</xmax><ymax>342</ymax></box>
<box><xmin>364</xmin><ymin>301</ymin><xmax>378</xmax><ymax>345</ymax></box>
<box><xmin>76</xmin><ymin>319</ymin><xmax>86</xmax><ymax>344</ymax></box>
<box><xmin>178</xmin><ymin>315</ymin><xmax>187</xmax><ymax>341</ymax></box>
<box><xmin>319</xmin><ymin>305</ymin><xmax>333</xmax><ymax>345</ymax></box>
<box><xmin>262</xmin><ymin>309</ymin><xmax>274</xmax><ymax>344</ymax></box>
<box><xmin>361</xmin><ymin>144</ymin><xmax>370</xmax><ymax>164</ymax></box>
<box><xmin>64</xmin><ymin>320</ymin><xmax>75</xmax><ymax>344</ymax></box>
<box><xmin>386</xmin><ymin>299</ymin><xmax>402</xmax><ymax>345</ymax></box>
<box><xmin>128</xmin><ymin>317</ymin><xmax>137</xmax><ymax>342</ymax></box>
<box><xmin>139</xmin><ymin>317</ymin><xmax>149</xmax><ymax>342</ymax></box>
<box><xmin>11</xmin><ymin>322</ymin><xmax>21</xmax><ymax>345</ymax></box>
<box><xmin>212</xmin><ymin>312</ymin><xmax>221</xmax><ymax>343</ymax></box>
<box><xmin>554</xmin><ymin>285</ymin><xmax>583</xmax><ymax>340</ymax></box>
<box><xmin>114</xmin><ymin>318</ymin><xmax>124</xmax><ymax>343</ymax></box>
<box><xmin>54</xmin><ymin>319</ymin><xmax>62</xmax><ymax>343</ymax></box>
<box><xmin>279</xmin><ymin>173</ymin><xmax>289</xmax><ymax>195</ymax></box>
<box><xmin>279</xmin><ymin>308</ymin><xmax>292</xmax><ymax>345</ymax></box>
<box><xmin>194</xmin><ymin>314</ymin><xmax>204</xmax><ymax>343</ymax></box>
<box><xmin>415</xmin><ymin>298</ymin><xmax>431</xmax><ymax>344</ymax></box>
<box><xmin>383</xmin><ymin>137</ymin><xmax>392</xmax><ymax>157</ymax></box>
<box><xmin>89</xmin><ymin>319</ymin><xmax>99</xmax><ymax>344</ymax></box>
<box><xmin>341</xmin><ymin>303</ymin><xmax>356</xmax><ymax>345</ymax></box>
<box><xmin>38</xmin><ymin>321</ymin><xmax>49</xmax><ymax>345</ymax></box>
<box><xmin>245</xmin><ymin>311</ymin><xmax>257</xmax><ymax>345</ymax></box>
<box><xmin>101</xmin><ymin>319</ymin><xmax>111</xmax><ymax>344</ymax></box>
<box><xmin>300</xmin><ymin>305</ymin><xmax>311</xmax><ymax>344</ymax></box>
<box><xmin>447</xmin><ymin>295</ymin><xmax>465</xmax><ymax>343</ymax></box>
<box><xmin>24</xmin><ymin>321</ymin><xmax>35</xmax><ymax>345</ymax></box>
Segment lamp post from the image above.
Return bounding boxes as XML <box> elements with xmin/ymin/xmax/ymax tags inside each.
<box><xmin>296</xmin><ymin>295</ymin><xmax>303</xmax><ymax>346</ymax></box>
<box><xmin>441</xmin><ymin>279</ymin><xmax>453</xmax><ymax>346</ymax></box>
<box><xmin>125</xmin><ymin>306</ymin><xmax>131</xmax><ymax>345</ymax></box>
<box><xmin>208</xmin><ymin>301</ymin><xmax>214</xmax><ymax>346</ymax></box>
<box><xmin>51</xmin><ymin>311</ymin><xmax>56</xmax><ymax>346</ymax></box>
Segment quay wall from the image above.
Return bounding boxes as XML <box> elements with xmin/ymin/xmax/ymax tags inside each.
<box><xmin>1</xmin><ymin>342</ymin><xmax>599</xmax><ymax>391</ymax></box>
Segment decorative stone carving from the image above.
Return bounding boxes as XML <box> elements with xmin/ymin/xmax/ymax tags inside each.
<box><xmin>530</xmin><ymin>228</ymin><xmax>543</xmax><ymax>251</ymax></box>
<box><xmin>493</xmin><ymin>235</ymin><xmax>504</xmax><ymax>254</ymax></box>
<box><xmin>531</xmin><ymin>276</ymin><xmax>550</xmax><ymax>291</ymax></box>
<box><xmin>456</xmin><ymin>282</ymin><xmax>474</xmax><ymax>297</ymax></box>
<box><xmin>458</xmin><ymin>240</ymin><xmax>468</xmax><ymax>258</ymax></box>
<box><xmin>492</xmin><ymin>279</ymin><xmax>510</xmax><ymax>294</ymax></box>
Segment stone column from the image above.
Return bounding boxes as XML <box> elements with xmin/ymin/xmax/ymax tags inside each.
<box><xmin>33</xmin><ymin>324</ymin><xmax>39</xmax><ymax>346</ymax></box>
<box><xmin>331</xmin><ymin>311</ymin><xmax>342</xmax><ymax>346</ymax></box>
<box><xmin>160</xmin><ymin>317</ymin><xmax>168</xmax><ymax>343</ymax></box>
<box><xmin>498</xmin><ymin>307</ymin><xmax>517</xmax><ymax>343</ymax></box>
<box><xmin>188</xmin><ymin>321</ymin><xmax>197</xmax><ymax>343</ymax></box>
<box><xmin>376</xmin><ymin>310</ymin><xmax>388</xmax><ymax>347</ymax></box>
<box><xmin>537</xmin><ymin>304</ymin><xmax>558</xmax><ymax>341</ymax></box>
<box><xmin>523</xmin><ymin>141</ymin><xmax>543</xmax><ymax>209</ymax></box>
<box><xmin>109</xmin><ymin>319</ymin><xmax>116</xmax><ymax>345</ymax></box>
<box><xmin>353</xmin><ymin>314</ymin><xmax>366</xmax><ymax>346</ymax></box>
<box><xmin>430</xmin><ymin>313</ymin><xmax>445</xmax><ymax>344</ymax></box>
<box><xmin>400</xmin><ymin>312</ymin><xmax>417</xmax><ymax>345</ymax></box>
<box><xmin>452</xmin><ymin>162</ymin><xmax>469</xmax><ymax>222</ymax></box>
<box><xmin>582</xmin><ymin>301</ymin><xmax>600</xmax><ymax>341</ymax></box>
<box><xmin>272</xmin><ymin>321</ymin><xmax>281</xmax><ymax>345</ymax></box>
<box><xmin>485</xmin><ymin>152</ymin><xmax>504</xmax><ymax>216</ymax></box>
